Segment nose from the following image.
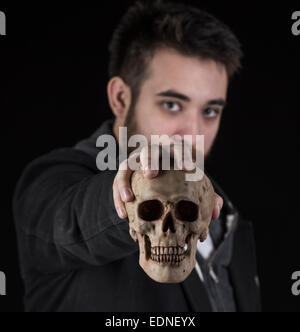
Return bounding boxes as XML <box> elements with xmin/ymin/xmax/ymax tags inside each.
<box><xmin>177</xmin><ymin>116</ymin><xmax>202</xmax><ymax>145</ymax></box>
<box><xmin>162</xmin><ymin>212</ymin><xmax>176</xmax><ymax>233</ymax></box>
<box><xmin>187</xmin><ymin>112</ymin><xmax>201</xmax><ymax>133</ymax></box>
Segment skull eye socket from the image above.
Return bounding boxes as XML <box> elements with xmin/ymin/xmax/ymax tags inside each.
<box><xmin>175</xmin><ymin>200</ymin><xmax>199</xmax><ymax>222</ymax></box>
<box><xmin>138</xmin><ymin>200</ymin><xmax>164</xmax><ymax>221</ymax></box>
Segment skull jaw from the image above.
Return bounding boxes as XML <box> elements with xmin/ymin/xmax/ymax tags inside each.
<box><xmin>140</xmin><ymin>256</ymin><xmax>197</xmax><ymax>284</ymax></box>
<box><xmin>136</xmin><ymin>233</ymin><xmax>199</xmax><ymax>283</ymax></box>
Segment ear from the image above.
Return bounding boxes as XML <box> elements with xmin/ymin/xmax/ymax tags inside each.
<box><xmin>107</xmin><ymin>77</ymin><xmax>132</xmax><ymax>123</ymax></box>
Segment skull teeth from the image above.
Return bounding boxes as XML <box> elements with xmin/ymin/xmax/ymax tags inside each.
<box><xmin>150</xmin><ymin>246</ymin><xmax>186</xmax><ymax>264</ymax></box>
<box><xmin>150</xmin><ymin>254</ymin><xmax>185</xmax><ymax>264</ymax></box>
<box><xmin>151</xmin><ymin>246</ymin><xmax>184</xmax><ymax>255</ymax></box>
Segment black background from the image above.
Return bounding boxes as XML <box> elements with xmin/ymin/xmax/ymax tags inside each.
<box><xmin>0</xmin><ymin>0</ymin><xmax>299</xmax><ymax>312</ymax></box>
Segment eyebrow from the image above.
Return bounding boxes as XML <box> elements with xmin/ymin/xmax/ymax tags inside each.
<box><xmin>156</xmin><ymin>89</ymin><xmax>227</xmax><ymax>107</ymax></box>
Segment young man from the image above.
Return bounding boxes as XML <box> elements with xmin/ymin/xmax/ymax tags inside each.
<box><xmin>13</xmin><ymin>0</ymin><xmax>261</xmax><ymax>312</ymax></box>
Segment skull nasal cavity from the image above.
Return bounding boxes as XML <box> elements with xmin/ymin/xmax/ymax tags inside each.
<box><xmin>163</xmin><ymin>213</ymin><xmax>176</xmax><ymax>233</ymax></box>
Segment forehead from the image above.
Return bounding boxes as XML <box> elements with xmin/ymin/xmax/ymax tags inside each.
<box><xmin>143</xmin><ymin>48</ymin><xmax>228</xmax><ymax>100</ymax></box>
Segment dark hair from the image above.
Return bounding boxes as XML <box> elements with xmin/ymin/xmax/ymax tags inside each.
<box><xmin>108</xmin><ymin>0</ymin><xmax>242</xmax><ymax>104</ymax></box>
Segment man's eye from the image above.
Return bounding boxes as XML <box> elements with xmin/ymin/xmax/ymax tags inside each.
<box><xmin>162</xmin><ymin>101</ymin><xmax>181</xmax><ymax>112</ymax></box>
<box><xmin>203</xmin><ymin>108</ymin><xmax>220</xmax><ymax>118</ymax></box>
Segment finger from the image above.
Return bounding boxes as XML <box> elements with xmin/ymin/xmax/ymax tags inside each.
<box><xmin>212</xmin><ymin>193</ymin><xmax>223</xmax><ymax>220</ymax></box>
<box><xmin>115</xmin><ymin>160</ymin><xmax>134</xmax><ymax>203</ymax></box>
<box><xmin>140</xmin><ymin>145</ymin><xmax>159</xmax><ymax>179</ymax></box>
<box><xmin>200</xmin><ymin>228</ymin><xmax>209</xmax><ymax>242</ymax></box>
<box><xmin>168</xmin><ymin>141</ymin><xmax>194</xmax><ymax>171</ymax></box>
<box><xmin>113</xmin><ymin>182</ymin><xmax>128</xmax><ymax>219</ymax></box>
<box><xmin>127</xmin><ymin>151</ymin><xmax>141</xmax><ymax>173</ymax></box>
<box><xmin>169</xmin><ymin>135</ymin><xmax>183</xmax><ymax>145</ymax></box>
<box><xmin>183</xmin><ymin>147</ymin><xmax>194</xmax><ymax>171</ymax></box>
<box><xmin>161</xmin><ymin>142</ymin><xmax>186</xmax><ymax>172</ymax></box>
<box><xmin>170</xmin><ymin>143</ymin><xmax>184</xmax><ymax>170</ymax></box>
<box><xmin>182</xmin><ymin>140</ymin><xmax>196</xmax><ymax>171</ymax></box>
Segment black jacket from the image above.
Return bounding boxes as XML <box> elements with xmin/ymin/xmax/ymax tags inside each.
<box><xmin>13</xmin><ymin>119</ymin><xmax>261</xmax><ymax>312</ymax></box>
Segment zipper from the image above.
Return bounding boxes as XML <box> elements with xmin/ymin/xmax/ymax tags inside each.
<box><xmin>195</xmin><ymin>261</ymin><xmax>204</xmax><ymax>283</ymax></box>
<box><xmin>206</xmin><ymin>211</ymin><xmax>239</xmax><ymax>284</ymax></box>
<box><xmin>209</xmin><ymin>265</ymin><xmax>219</xmax><ymax>284</ymax></box>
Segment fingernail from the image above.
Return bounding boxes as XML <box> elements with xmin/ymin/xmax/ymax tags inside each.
<box><xmin>117</xmin><ymin>207</ymin><xmax>126</xmax><ymax>218</ymax></box>
<box><xmin>143</xmin><ymin>165</ymin><xmax>150</xmax><ymax>173</ymax></box>
<box><xmin>215</xmin><ymin>204</ymin><xmax>221</xmax><ymax>219</ymax></box>
<box><xmin>121</xmin><ymin>188</ymin><xmax>133</xmax><ymax>201</ymax></box>
<box><xmin>184</xmin><ymin>160</ymin><xmax>195</xmax><ymax>171</ymax></box>
<box><xmin>143</xmin><ymin>166</ymin><xmax>153</xmax><ymax>177</ymax></box>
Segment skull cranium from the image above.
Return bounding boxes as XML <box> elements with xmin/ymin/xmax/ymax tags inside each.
<box><xmin>125</xmin><ymin>168</ymin><xmax>215</xmax><ymax>283</ymax></box>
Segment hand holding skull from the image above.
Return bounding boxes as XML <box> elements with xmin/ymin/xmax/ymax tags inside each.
<box><xmin>113</xmin><ymin>142</ymin><xmax>223</xmax><ymax>222</ymax></box>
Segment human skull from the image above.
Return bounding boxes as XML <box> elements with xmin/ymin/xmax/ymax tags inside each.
<box><xmin>125</xmin><ymin>168</ymin><xmax>215</xmax><ymax>283</ymax></box>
